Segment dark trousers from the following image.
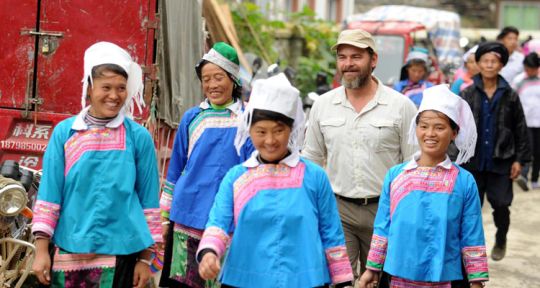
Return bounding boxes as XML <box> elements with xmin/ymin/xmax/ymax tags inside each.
<box><xmin>521</xmin><ymin>127</ymin><xmax>540</xmax><ymax>182</ymax></box>
<box><xmin>472</xmin><ymin>170</ymin><xmax>513</xmax><ymax>246</ymax></box>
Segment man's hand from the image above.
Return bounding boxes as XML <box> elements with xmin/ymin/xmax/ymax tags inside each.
<box><xmin>199</xmin><ymin>252</ymin><xmax>221</xmax><ymax>280</ymax></box>
<box><xmin>357</xmin><ymin>269</ymin><xmax>380</xmax><ymax>288</ymax></box>
<box><xmin>510</xmin><ymin>161</ymin><xmax>522</xmax><ymax>179</ymax></box>
<box><xmin>470</xmin><ymin>282</ymin><xmax>484</xmax><ymax>288</ymax></box>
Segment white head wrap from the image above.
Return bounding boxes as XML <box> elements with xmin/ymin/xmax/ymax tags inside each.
<box><xmin>234</xmin><ymin>73</ymin><xmax>305</xmax><ymax>155</ymax></box>
<box><xmin>405</xmin><ymin>50</ymin><xmax>429</xmax><ymax>64</ymax></box>
<box><xmin>462</xmin><ymin>45</ymin><xmax>479</xmax><ymax>63</ymax></box>
<box><xmin>81</xmin><ymin>42</ymin><xmax>144</xmax><ymax>117</ymax></box>
<box><xmin>407</xmin><ymin>84</ymin><xmax>477</xmax><ymax>164</ymax></box>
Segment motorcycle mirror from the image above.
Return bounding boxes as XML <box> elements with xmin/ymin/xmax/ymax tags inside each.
<box><xmin>252</xmin><ymin>57</ymin><xmax>262</xmax><ymax>73</ymax></box>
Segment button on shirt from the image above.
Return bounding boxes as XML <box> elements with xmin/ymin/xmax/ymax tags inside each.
<box><xmin>302</xmin><ymin>77</ymin><xmax>418</xmax><ymax>198</ymax></box>
<box><xmin>478</xmin><ymin>85</ymin><xmax>505</xmax><ymax>171</ymax></box>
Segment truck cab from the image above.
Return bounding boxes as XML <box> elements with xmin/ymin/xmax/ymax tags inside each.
<box><xmin>346</xmin><ymin>20</ymin><xmax>445</xmax><ymax>86</ymax></box>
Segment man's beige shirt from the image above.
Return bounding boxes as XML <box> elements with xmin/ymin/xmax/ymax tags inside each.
<box><xmin>302</xmin><ymin>77</ymin><xmax>417</xmax><ymax>198</ymax></box>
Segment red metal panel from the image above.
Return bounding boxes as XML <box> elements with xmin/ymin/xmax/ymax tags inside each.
<box><xmin>36</xmin><ymin>0</ymin><xmax>156</xmax><ymax>116</ymax></box>
<box><xmin>0</xmin><ymin>1</ymin><xmax>38</xmax><ymax>109</ymax></box>
<box><xmin>347</xmin><ymin>21</ymin><xmax>426</xmax><ymax>35</ymax></box>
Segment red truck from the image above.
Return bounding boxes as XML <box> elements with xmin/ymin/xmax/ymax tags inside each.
<box><xmin>0</xmin><ymin>0</ymin><xmax>157</xmax><ymax>170</ymax></box>
<box><xmin>344</xmin><ymin>5</ymin><xmax>463</xmax><ymax>87</ymax></box>
<box><xmin>345</xmin><ymin>20</ymin><xmax>445</xmax><ymax>86</ymax></box>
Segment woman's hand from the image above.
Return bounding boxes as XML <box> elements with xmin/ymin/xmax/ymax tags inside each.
<box><xmin>357</xmin><ymin>269</ymin><xmax>379</xmax><ymax>288</ymax></box>
<box><xmin>161</xmin><ymin>218</ymin><xmax>170</xmax><ymax>249</ymax></box>
<box><xmin>199</xmin><ymin>252</ymin><xmax>221</xmax><ymax>280</ymax></box>
<box><xmin>470</xmin><ymin>282</ymin><xmax>484</xmax><ymax>288</ymax></box>
<box><xmin>133</xmin><ymin>261</ymin><xmax>152</xmax><ymax>288</ymax></box>
<box><xmin>32</xmin><ymin>238</ymin><xmax>52</xmax><ymax>285</ymax></box>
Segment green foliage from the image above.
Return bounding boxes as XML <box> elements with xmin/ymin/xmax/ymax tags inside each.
<box><xmin>231</xmin><ymin>2</ymin><xmax>283</xmax><ymax>63</ymax></box>
<box><xmin>230</xmin><ymin>3</ymin><xmax>338</xmax><ymax>96</ymax></box>
<box><xmin>288</xmin><ymin>6</ymin><xmax>338</xmax><ymax>96</ymax></box>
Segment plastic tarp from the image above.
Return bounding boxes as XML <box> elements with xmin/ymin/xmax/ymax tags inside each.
<box><xmin>156</xmin><ymin>0</ymin><xmax>204</xmax><ymax>128</ymax></box>
<box><xmin>346</xmin><ymin>5</ymin><xmax>463</xmax><ymax>69</ymax></box>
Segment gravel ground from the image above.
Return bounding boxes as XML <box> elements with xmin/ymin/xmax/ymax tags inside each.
<box><xmin>482</xmin><ymin>183</ymin><xmax>540</xmax><ymax>287</ymax></box>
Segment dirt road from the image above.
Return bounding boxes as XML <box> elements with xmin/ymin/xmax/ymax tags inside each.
<box><xmin>482</xmin><ymin>184</ymin><xmax>540</xmax><ymax>287</ymax></box>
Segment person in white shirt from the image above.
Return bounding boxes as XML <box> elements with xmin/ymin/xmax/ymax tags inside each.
<box><xmin>513</xmin><ymin>52</ymin><xmax>540</xmax><ymax>190</ymax></box>
<box><xmin>498</xmin><ymin>26</ymin><xmax>525</xmax><ymax>84</ymax></box>
<box><xmin>302</xmin><ymin>29</ymin><xmax>417</xmax><ymax>278</ymax></box>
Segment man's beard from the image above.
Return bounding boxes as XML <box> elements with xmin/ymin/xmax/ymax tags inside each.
<box><xmin>340</xmin><ymin>68</ymin><xmax>371</xmax><ymax>89</ymax></box>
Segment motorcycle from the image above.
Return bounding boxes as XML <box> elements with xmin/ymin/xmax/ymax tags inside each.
<box><xmin>0</xmin><ymin>160</ymin><xmax>38</xmax><ymax>288</ymax></box>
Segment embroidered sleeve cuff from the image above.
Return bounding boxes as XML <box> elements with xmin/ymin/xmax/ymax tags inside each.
<box><xmin>31</xmin><ymin>200</ymin><xmax>61</xmax><ymax>238</ymax></box>
<box><xmin>144</xmin><ymin>208</ymin><xmax>162</xmax><ymax>243</ymax></box>
<box><xmin>159</xmin><ymin>180</ymin><xmax>174</xmax><ymax>214</ymax></box>
<box><xmin>366</xmin><ymin>234</ymin><xmax>388</xmax><ymax>271</ymax></box>
<box><xmin>197</xmin><ymin>226</ymin><xmax>230</xmax><ymax>260</ymax></box>
<box><xmin>325</xmin><ymin>246</ymin><xmax>354</xmax><ymax>284</ymax></box>
<box><xmin>462</xmin><ymin>246</ymin><xmax>489</xmax><ymax>281</ymax></box>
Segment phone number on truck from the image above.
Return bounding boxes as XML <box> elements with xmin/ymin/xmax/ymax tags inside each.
<box><xmin>0</xmin><ymin>140</ymin><xmax>47</xmax><ymax>152</ymax></box>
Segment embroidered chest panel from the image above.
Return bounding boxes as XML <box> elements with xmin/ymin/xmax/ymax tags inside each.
<box><xmin>389</xmin><ymin>165</ymin><xmax>459</xmax><ymax>217</ymax></box>
<box><xmin>232</xmin><ymin>163</ymin><xmax>306</xmax><ymax>224</ymax></box>
<box><xmin>188</xmin><ymin>109</ymin><xmax>237</xmax><ymax>157</ymax></box>
<box><xmin>64</xmin><ymin>125</ymin><xmax>126</xmax><ymax>175</ymax></box>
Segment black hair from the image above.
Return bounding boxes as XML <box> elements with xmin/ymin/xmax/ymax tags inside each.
<box><xmin>523</xmin><ymin>52</ymin><xmax>540</xmax><ymax>68</ymax></box>
<box><xmin>87</xmin><ymin>63</ymin><xmax>128</xmax><ymax>86</ymax></box>
<box><xmin>195</xmin><ymin>60</ymin><xmax>242</xmax><ymax>100</ymax></box>
<box><xmin>251</xmin><ymin>109</ymin><xmax>294</xmax><ymax>128</ymax></box>
<box><xmin>497</xmin><ymin>26</ymin><xmax>519</xmax><ymax>40</ymax></box>
<box><xmin>416</xmin><ymin>110</ymin><xmax>459</xmax><ymax>133</ymax></box>
<box><xmin>367</xmin><ymin>47</ymin><xmax>377</xmax><ymax>72</ymax></box>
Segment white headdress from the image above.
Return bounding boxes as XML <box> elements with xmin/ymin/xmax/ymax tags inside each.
<box><xmin>234</xmin><ymin>73</ymin><xmax>305</xmax><ymax>155</ymax></box>
<box><xmin>81</xmin><ymin>42</ymin><xmax>144</xmax><ymax>117</ymax></box>
<box><xmin>408</xmin><ymin>84</ymin><xmax>477</xmax><ymax>164</ymax></box>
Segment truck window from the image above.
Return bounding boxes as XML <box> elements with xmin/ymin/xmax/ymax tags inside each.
<box><xmin>373</xmin><ymin>35</ymin><xmax>405</xmax><ymax>86</ymax></box>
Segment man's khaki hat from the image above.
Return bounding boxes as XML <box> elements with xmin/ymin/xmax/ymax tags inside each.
<box><xmin>331</xmin><ymin>29</ymin><xmax>377</xmax><ymax>52</ymax></box>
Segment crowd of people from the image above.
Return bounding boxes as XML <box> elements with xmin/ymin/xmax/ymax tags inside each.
<box><xmin>28</xmin><ymin>23</ymin><xmax>539</xmax><ymax>288</ymax></box>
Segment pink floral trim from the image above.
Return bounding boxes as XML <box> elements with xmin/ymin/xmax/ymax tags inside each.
<box><xmin>188</xmin><ymin>112</ymin><xmax>237</xmax><ymax>157</ymax></box>
<box><xmin>197</xmin><ymin>226</ymin><xmax>230</xmax><ymax>259</ymax></box>
<box><xmin>144</xmin><ymin>208</ymin><xmax>162</xmax><ymax>244</ymax></box>
<box><xmin>390</xmin><ymin>166</ymin><xmax>458</xmax><ymax>218</ymax></box>
<box><xmin>32</xmin><ymin>200</ymin><xmax>61</xmax><ymax>237</ymax></box>
<box><xmin>173</xmin><ymin>223</ymin><xmax>203</xmax><ymax>239</ymax></box>
<box><xmin>462</xmin><ymin>246</ymin><xmax>489</xmax><ymax>281</ymax></box>
<box><xmin>366</xmin><ymin>234</ymin><xmax>388</xmax><ymax>271</ymax></box>
<box><xmin>64</xmin><ymin>125</ymin><xmax>126</xmax><ymax>176</ymax></box>
<box><xmin>233</xmin><ymin>163</ymin><xmax>305</xmax><ymax>224</ymax></box>
<box><xmin>325</xmin><ymin>246</ymin><xmax>354</xmax><ymax>284</ymax></box>
<box><xmin>52</xmin><ymin>248</ymin><xmax>116</xmax><ymax>272</ymax></box>
<box><xmin>390</xmin><ymin>277</ymin><xmax>451</xmax><ymax>288</ymax></box>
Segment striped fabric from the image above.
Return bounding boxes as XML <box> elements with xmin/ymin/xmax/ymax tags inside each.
<box><xmin>32</xmin><ymin>200</ymin><xmax>61</xmax><ymax>237</ymax></box>
<box><xmin>325</xmin><ymin>246</ymin><xmax>354</xmax><ymax>284</ymax></box>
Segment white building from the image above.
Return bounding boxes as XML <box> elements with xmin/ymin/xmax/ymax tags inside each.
<box><xmin>243</xmin><ymin>0</ymin><xmax>355</xmax><ymax>23</ymax></box>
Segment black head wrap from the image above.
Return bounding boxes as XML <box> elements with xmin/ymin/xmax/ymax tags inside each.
<box><xmin>524</xmin><ymin>52</ymin><xmax>540</xmax><ymax>68</ymax></box>
<box><xmin>251</xmin><ymin>109</ymin><xmax>294</xmax><ymax>128</ymax></box>
<box><xmin>475</xmin><ymin>41</ymin><xmax>509</xmax><ymax>66</ymax></box>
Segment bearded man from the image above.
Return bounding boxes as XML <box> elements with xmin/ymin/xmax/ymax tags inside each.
<box><xmin>303</xmin><ymin>29</ymin><xmax>417</xmax><ymax>278</ymax></box>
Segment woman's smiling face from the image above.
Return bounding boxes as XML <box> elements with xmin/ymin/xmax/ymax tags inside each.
<box><xmin>416</xmin><ymin>110</ymin><xmax>458</xmax><ymax>161</ymax></box>
<box><xmin>201</xmin><ymin>63</ymin><xmax>234</xmax><ymax>106</ymax></box>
